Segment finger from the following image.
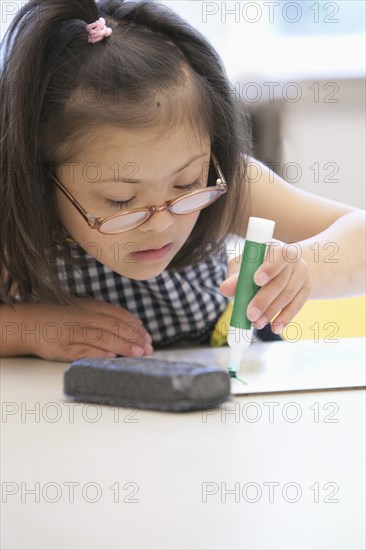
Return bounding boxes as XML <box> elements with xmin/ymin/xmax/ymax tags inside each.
<box><xmin>219</xmin><ymin>272</ymin><xmax>239</xmax><ymax>297</ymax></box>
<box><xmin>81</xmin><ymin>298</ymin><xmax>145</xmax><ymax>329</ymax></box>
<box><xmin>253</xmin><ymin>273</ymin><xmax>306</xmax><ymax>330</ymax></box>
<box><xmin>76</xmin><ymin>342</ymin><xmax>153</xmax><ymax>359</ymax></box>
<box><xmin>270</xmin><ymin>284</ymin><xmax>311</xmax><ymax>334</ymax></box>
<box><xmin>247</xmin><ymin>264</ymin><xmax>293</xmax><ymax>323</ymax></box>
<box><xmin>68</xmin><ymin>345</ymin><xmax>121</xmax><ymax>361</ymax></box>
<box><xmin>253</xmin><ymin>242</ymin><xmax>289</xmax><ymax>287</ymax></box>
<box><xmin>219</xmin><ymin>253</ymin><xmax>242</xmax><ymax>297</ymax></box>
<box><xmin>74</xmin><ymin>322</ymin><xmax>154</xmax><ymax>358</ymax></box>
<box><xmin>225</xmin><ymin>255</ymin><xmax>242</xmax><ymax>279</ymax></box>
<box><xmin>93</xmin><ymin>337</ymin><xmax>154</xmax><ymax>358</ymax></box>
<box><xmin>84</xmin><ymin>301</ymin><xmax>152</xmax><ymax>345</ymax></box>
<box><xmin>45</xmin><ymin>345</ymin><xmax>120</xmax><ymax>362</ymax></box>
<box><xmin>80</xmin><ymin>299</ymin><xmax>152</xmax><ymax>342</ymax></box>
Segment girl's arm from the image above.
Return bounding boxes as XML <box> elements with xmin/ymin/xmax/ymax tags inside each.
<box><xmin>0</xmin><ymin>304</ymin><xmax>35</xmax><ymax>356</ymax></box>
<box><xmin>241</xmin><ymin>158</ymin><xmax>365</xmax><ymax>299</ymax></box>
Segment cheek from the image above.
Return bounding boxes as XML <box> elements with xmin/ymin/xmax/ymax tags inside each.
<box><xmin>56</xmin><ymin>192</ymin><xmax>132</xmax><ymax>265</ymax></box>
<box><xmin>176</xmin><ymin>211</ymin><xmax>201</xmax><ymax>236</ymax></box>
<box><xmin>76</xmin><ymin>230</ymin><xmax>137</xmax><ymax>271</ymax></box>
<box><xmin>56</xmin><ymin>192</ymin><xmax>87</xmax><ymax>239</ymax></box>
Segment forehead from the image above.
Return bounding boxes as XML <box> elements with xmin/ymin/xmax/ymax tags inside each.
<box><xmin>71</xmin><ymin>125</ymin><xmax>211</xmax><ymax>165</ymax></box>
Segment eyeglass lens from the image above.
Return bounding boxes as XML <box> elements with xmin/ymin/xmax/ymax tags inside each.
<box><xmin>100</xmin><ymin>188</ymin><xmax>222</xmax><ymax>234</ymax></box>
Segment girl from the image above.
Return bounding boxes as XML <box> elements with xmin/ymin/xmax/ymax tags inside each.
<box><xmin>0</xmin><ymin>0</ymin><xmax>364</xmax><ymax>362</ymax></box>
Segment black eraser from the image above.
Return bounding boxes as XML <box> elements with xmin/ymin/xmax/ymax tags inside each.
<box><xmin>63</xmin><ymin>357</ymin><xmax>231</xmax><ymax>412</ymax></box>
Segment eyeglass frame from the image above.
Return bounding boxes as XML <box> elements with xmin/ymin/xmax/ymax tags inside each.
<box><xmin>48</xmin><ymin>152</ymin><xmax>228</xmax><ymax>234</ymax></box>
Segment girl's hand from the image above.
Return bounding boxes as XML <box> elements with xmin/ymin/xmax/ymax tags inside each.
<box><xmin>219</xmin><ymin>239</ymin><xmax>312</xmax><ymax>334</ymax></box>
<box><xmin>24</xmin><ymin>298</ymin><xmax>153</xmax><ymax>362</ymax></box>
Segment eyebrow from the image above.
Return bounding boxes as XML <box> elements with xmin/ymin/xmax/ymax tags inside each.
<box><xmin>95</xmin><ymin>151</ymin><xmax>209</xmax><ymax>184</ymax></box>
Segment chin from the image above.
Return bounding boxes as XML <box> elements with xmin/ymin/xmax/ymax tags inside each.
<box><xmin>109</xmin><ymin>259</ymin><xmax>171</xmax><ymax>281</ymax></box>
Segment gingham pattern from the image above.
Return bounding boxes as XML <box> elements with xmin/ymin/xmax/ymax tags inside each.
<box><xmin>54</xmin><ymin>239</ymin><xmax>230</xmax><ymax>347</ymax></box>
<box><xmin>1</xmin><ymin>234</ymin><xmax>283</xmax><ymax>346</ymax></box>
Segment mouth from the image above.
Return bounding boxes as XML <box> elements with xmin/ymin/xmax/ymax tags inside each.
<box><xmin>129</xmin><ymin>242</ymin><xmax>173</xmax><ymax>262</ymax></box>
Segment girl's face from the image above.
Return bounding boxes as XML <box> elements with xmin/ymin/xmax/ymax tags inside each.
<box><xmin>56</xmin><ymin>126</ymin><xmax>211</xmax><ymax>280</ymax></box>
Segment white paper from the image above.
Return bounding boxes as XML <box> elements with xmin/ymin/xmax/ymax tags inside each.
<box><xmin>152</xmin><ymin>338</ymin><xmax>366</xmax><ymax>395</ymax></box>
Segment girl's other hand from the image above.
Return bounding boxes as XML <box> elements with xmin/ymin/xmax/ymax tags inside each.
<box><xmin>24</xmin><ymin>298</ymin><xmax>153</xmax><ymax>362</ymax></box>
<box><xmin>219</xmin><ymin>239</ymin><xmax>312</xmax><ymax>334</ymax></box>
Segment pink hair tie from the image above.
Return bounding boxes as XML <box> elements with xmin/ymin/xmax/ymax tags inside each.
<box><xmin>86</xmin><ymin>17</ymin><xmax>112</xmax><ymax>44</ymax></box>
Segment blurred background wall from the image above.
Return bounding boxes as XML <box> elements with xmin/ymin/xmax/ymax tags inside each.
<box><xmin>158</xmin><ymin>0</ymin><xmax>365</xmax><ymax>208</ymax></box>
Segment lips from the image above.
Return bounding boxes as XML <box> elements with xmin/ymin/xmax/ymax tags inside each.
<box><xmin>139</xmin><ymin>243</ymin><xmax>171</xmax><ymax>252</ymax></box>
<box><xmin>129</xmin><ymin>242</ymin><xmax>173</xmax><ymax>262</ymax></box>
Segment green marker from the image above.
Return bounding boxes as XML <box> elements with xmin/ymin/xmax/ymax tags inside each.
<box><xmin>228</xmin><ymin>217</ymin><xmax>275</xmax><ymax>378</ymax></box>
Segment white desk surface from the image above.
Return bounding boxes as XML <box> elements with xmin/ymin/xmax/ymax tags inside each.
<box><xmin>1</xmin><ymin>338</ymin><xmax>365</xmax><ymax>550</ymax></box>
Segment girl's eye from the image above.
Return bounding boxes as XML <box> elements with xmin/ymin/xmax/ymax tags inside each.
<box><xmin>104</xmin><ymin>180</ymin><xmax>202</xmax><ymax>211</ymax></box>
<box><xmin>104</xmin><ymin>198</ymin><xmax>135</xmax><ymax>210</ymax></box>
<box><xmin>176</xmin><ymin>179</ymin><xmax>202</xmax><ymax>191</ymax></box>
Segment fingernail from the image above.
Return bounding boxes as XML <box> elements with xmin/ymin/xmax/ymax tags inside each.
<box><xmin>132</xmin><ymin>346</ymin><xmax>144</xmax><ymax>356</ymax></box>
<box><xmin>256</xmin><ymin>272</ymin><xmax>269</xmax><ymax>286</ymax></box>
<box><xmin>144</xmin><ymin>343</ymin><xmax>154</xmax><ymax>355</ymax></box>
<box><xmin>273</xmin><ymin>323</ymin><xmax>284</xmax><ymax>334</ymax></box>
<box><xmin>223</xmin><ymin>274</ymin><xmax>238</xmax><ymax>284</ymax></box>
<box><xmin>254</xmin><ymin>317</ymin><xmax>267</xmax><ymax>329</ymax></box>
<box><xmin>247</xmin><ymin>307</ymin><xmax>261</xmax><ymax>321</ymax></box>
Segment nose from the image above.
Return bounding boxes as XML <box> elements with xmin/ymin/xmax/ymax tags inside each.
<box><xmin>138</xmin><ymin>207</ymin><xmax>175</xmax><ymax>234</ymax></box>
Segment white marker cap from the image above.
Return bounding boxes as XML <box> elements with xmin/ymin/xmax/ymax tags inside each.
<box><xmin>246</xmin><ymin>217</ymin><xmax>275</xmax><ymax>244</ymax></box>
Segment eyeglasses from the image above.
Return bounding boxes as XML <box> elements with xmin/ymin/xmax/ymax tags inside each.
<box><xmin>48</xmin><ymin>152</ymin><xmax>228</xmax><ymax>234</ymax></box>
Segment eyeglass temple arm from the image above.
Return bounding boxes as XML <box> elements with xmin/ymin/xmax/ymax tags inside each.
<box><xmin>211</xmin><ymin>152</ymin><xmax>226</xmax><ymax>185</ymax></box>
<box><xmin>48</xmin><ymin>171</ymin><xmax>94</xmax><ymax>224</ymax></box>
